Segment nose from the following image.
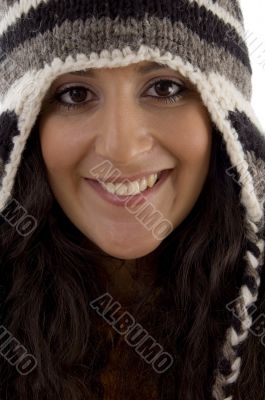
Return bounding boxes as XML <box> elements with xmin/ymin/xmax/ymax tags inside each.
<box><xmin>94</xmin><ymin>95</ymin><xmax>154</xmax><ymax>164</ymax></box>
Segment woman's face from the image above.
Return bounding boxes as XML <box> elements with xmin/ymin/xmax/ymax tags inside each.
<box><xmin>38</xmin><ymin>61</ymin><xmax>212</xmax><ymax>259</ymax></box>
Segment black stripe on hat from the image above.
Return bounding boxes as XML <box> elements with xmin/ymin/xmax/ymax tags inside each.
<box><xmin>0</xmin><ymin>111</ymin><xmax>20</xmax><ymax>164</ymax></box>
<box><xmin>228</xmin><ymin>110</ymin><xmax>265</xmax><ymax>162</ymax></box>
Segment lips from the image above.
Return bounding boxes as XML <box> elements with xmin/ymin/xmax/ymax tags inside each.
<box><xmin>84</xmin><ymin>168</ymin><xmax>173</xmax><ymax>207</ymax></box>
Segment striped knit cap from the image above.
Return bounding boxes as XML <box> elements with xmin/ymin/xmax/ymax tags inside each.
<box><xmin>0</xmin><ymin>1</ymin><xmax>265</xmax><ymax>399</ymax></box>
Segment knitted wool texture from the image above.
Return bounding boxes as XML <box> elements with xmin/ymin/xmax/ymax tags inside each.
<box><xmin>0</xmin><ymin>1</ymin><xmax>265</xmax><ymax>399</ymax></box>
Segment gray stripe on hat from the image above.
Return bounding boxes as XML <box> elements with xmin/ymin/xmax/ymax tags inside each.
<box><xmin>0</xmin><ymin>16</ymin><xmax>251</xmax><ymax>98</ymax></box>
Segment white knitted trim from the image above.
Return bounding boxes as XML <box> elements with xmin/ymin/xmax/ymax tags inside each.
<box><xmin>197</xmin><ymin>77</ymin><xmax>263</xmax><ymax>222</ymax></box>
<box><xmin>0</xmin><ymin>0</ymin><xmax>246</xmax><ymax>42</ymax></box>
<box><xmin>0</xmin><ymin>59</ymin><xmax>256</xmax><ymax>119</ymax></box>
<box><xmin>207</xmin><ymin>72</ymin><xmax>265</xmax><ymax>136</ymax></box>
<box><xmin>0</xmin><ymin>45</ymin><xmax>263</xmax><ymax>226</ymax></box>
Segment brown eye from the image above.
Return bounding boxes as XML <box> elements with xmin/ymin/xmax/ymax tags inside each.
<box><xmin>145</xmin><ymin>79</ymin><xmax>186</xmax><ymax>104</ymax></box>
<box><xmin>48</xmin><ymin>78</ymin><xmax>186</xmax><ymax>112</ymax></box>
<box><xmin>47</xmin><ymin>86</ymin><xmax>95</xmax><ymax>111</ymax></box>
<box><xmin>62</xmin><ymin>87</ymin><xmax>90</xmax><ymax>104</ymax></box>
<box><xmin>154</xmin><ymin>80</ymin><xmax>178</xmax><ymax>97</ymax></box>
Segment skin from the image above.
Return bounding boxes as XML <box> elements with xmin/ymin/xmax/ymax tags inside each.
<box><xmin>38</xmin><ymin>61</ymin><xmax>212</xmax><ymax>301</ymax></box>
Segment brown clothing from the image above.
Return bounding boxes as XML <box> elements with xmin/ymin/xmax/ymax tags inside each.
<box><xmin>97</xmin><ymin>306</ymin><xmax>159</xmax><ymax>400</ymax></box>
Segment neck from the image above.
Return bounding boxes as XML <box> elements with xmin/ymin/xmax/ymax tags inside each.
<box><xmin>98</xmin><ymin>252</ymin><xmax>159</xmax><ymax>306</ymax></box>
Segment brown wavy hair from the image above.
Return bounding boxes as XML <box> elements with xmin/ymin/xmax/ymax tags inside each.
<box><xmin>0</xmin><ymin>117</ymin><xmax>264</xmax><ymax>400</ymax></box>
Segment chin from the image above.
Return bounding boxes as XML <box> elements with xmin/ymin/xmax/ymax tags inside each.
<box><xmin>93</xmin><ymin>240</ymin><xmax>161</xmax><ymax>260</ymax></box>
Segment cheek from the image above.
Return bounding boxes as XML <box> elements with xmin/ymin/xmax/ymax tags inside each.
<box><xmin>39</xmin><ymin>118</ymin><xmax>85</xmax><ymax>174</ymax></box>
<box><xmin>179</xmin><ymin>126</ymin><xmax>212</xmax><ymax>167</ymax></box>
<box><xmin>158</xmin><ymin>105</ymin><xmax>212</xmax><ymax>166</ymax></box>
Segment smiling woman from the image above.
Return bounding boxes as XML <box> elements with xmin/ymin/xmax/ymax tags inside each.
<box><xmin>38</xmin><ymin>62</ymin><xmax>212</xmax><ymax>261</ymax></box>
<box><xmin>0</xmin><ymin>1</ymin><xmax>265</xmax><ymax>400</ymax></box>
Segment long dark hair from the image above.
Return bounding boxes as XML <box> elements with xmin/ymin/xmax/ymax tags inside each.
<box><xmin>0</xmin><ymin>117</ymin><xmax>264</xmax><ymax>400</ymax></box>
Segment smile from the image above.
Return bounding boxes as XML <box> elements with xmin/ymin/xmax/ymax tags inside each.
<box><xmin>99</xmin><ymin>171</ymin><xmax>162</xmax><ymax>196</ymax></box>
<box><xmin>84</xmin><ymin>169</ymin><xmax>173</xmax><ymax>207</ymax></box>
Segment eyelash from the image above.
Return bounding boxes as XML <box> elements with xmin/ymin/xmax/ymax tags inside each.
<box><xmin>48</xmin><ymin>79</ymin><xmax>186</xmax><ymax>111</ymax></box>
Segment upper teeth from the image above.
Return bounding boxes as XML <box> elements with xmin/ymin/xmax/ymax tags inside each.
<box><xmin>99</xmin><ymin>173</ymin><xmax>159</xmax><ymax>196</ymax></box>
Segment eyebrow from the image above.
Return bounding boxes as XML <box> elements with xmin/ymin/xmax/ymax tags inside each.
<box><xmin>68</xmin><ymin>62</ymin><xmax>171</xmax><ymax>77</ymax></box>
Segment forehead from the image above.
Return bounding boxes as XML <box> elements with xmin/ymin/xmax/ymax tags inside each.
<box><xmin>53</xmin><ymin>60</ymin><xmax>198</xmax><ymax>91</ymax></box>
<box><xmin>68</xmin><ymin>61</ymin><xmax>173</xmax><ymax>78</ymax></box>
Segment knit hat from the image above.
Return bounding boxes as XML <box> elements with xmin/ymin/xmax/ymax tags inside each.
<box><xmin>0</xmin><ymin>1</ymin><xmax>264</xmax><ymax>399</ymax></box>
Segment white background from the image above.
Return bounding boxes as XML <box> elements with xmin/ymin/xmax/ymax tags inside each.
<box><xmin>240</xmin><ymin>0</ymin><xmax>265</xmax><ymax>130</ymax></box>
